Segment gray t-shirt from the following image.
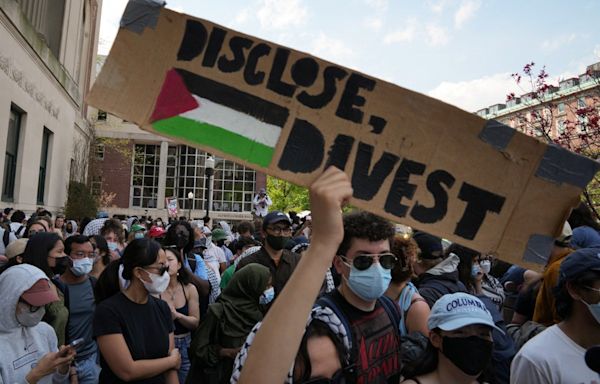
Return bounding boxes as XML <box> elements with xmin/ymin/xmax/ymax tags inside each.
<box><xmin>65</xmin><ymin>278</ymin><xmax>97</xmax><ymax>360</ymax></box>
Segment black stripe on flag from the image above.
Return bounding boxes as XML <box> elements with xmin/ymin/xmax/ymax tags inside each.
<box><xmin>175</xmin><ymin>68</ymin><xmax>290</xmax><ymax>128</ymax></box>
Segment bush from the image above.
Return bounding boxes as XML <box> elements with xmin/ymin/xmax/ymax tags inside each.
<box><xmin>64</xmin><ymin>181</ymin><xmax>98</xmax><ymax>220</ymax></box>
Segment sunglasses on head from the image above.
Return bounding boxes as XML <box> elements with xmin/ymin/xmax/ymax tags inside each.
<box><xmin>340</xmin><ymin>252</ymin><xmax>398</xmax><ymax>271</ymax></box>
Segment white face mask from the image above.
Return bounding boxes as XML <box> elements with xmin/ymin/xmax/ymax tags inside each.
<box><xmin>480</xmin><ymin>260</ymin><xmax>491</xmax><ymax>274</ymax></box>
<box><xmin>259</xmin><ymin>287</ymin><xmax>275</xmax><ymax>305</ymax></box>
<box><xmin>141</xmin><ymin>269</ymin><xmax>170</xmax><ymax>295</ymax></box>
<box><xmin>16</xmin><ymin>302</ymin><xmax>46</xmax><ymax>327</ymax></box>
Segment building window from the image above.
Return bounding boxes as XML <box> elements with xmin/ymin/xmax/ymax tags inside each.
<box><xmin>557</xmin><ymin>119</ymin><xmax>566</xmax><ymax>135</ymax></box>
<box><xmin>37</xmin><ymin>128</ymin><xmax>52</xmax><ymax>204</ymax></box>
<box><xmin>91</xmin><ymin>175</ymin><xmax>102</xmax><ymax>196</ymax></box>
<box><xmin>95</xmin><ymin>143</ymin><xmax>105</xmax><ymax>160</ymax></box>
<box><xmin>578</xmin><ymin>97</ymin><xmax>586</xmax><ymax>109</ymax></box>
<box><xmin>166</xmin><ymin>146</ymin><xmax>256</xmax><ymax>213</ymax></box>
<box><xmin>3</xmin><ymin>107</ymin><xmax>23</xmax><ymax>202</ymax></box>
<box><xmin>97</xmin><ymin>110</ymin><xmax>107</xmax><ymax>121</ymax></box>
<box><xmin>557</xmin><ymin>102</ymin><xmax>565</xmax><ymax>114</ymax></box>
<box><xmin>19</xmin><ymin>0</ymin><xmax>65</xmax><ymax>58</ymax></box>
<box><xmin>212</xmin><ymin>158</ymin><xmax>256</xmax><ymax>213</ymax></box>
<box><xmin>131</xmin><ymin>144</ymin><xmax>160</xmax><ymax>208</ymax></box>
<box><xmin>578</xmin><ymin>115</ymin><xmax>588</xmax><ymax>133</ymax></box>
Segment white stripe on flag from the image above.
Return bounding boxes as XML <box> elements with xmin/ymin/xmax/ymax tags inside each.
<box><xmin>180</xmin><ymin>96</ymin><xmax>280</xmax><ymax>148</ymax></box>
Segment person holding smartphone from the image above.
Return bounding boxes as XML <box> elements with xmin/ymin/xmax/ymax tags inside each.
<box><xmin>0</xmin><ymin>264</ymin><xmax>76</xmax><ymax>383</ymax></box>
<box><xmin>93</xmin><ymin>238</ymin><xmax>180</xmax><ymax>383</ymax></box>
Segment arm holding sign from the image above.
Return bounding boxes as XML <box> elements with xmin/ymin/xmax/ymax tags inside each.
<box><xmin>237</xmin><ymin>167</ymin><xmax>352</xmax><ymax>384</ymax></box>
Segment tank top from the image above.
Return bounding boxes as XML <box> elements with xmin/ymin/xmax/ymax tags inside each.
<box><xmin>173</xmin><ymin>282</ymin><xmax>190</xmax><ymax>335</ymax></box>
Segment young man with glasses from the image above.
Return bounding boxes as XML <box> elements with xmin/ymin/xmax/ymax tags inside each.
<box><xmin>236</xmin><ymin>211</ymin><xmax>301</xmax><ymax>299</ymax></box>
<box><xmin>55</xmin><ymin>235</ymin><xmax>100</xmax><ymax>383</ymax></box>
<box><xmin>232</xmin><ymin>168</ymin><xmax>402</xmax><ymax>384</ymax></box>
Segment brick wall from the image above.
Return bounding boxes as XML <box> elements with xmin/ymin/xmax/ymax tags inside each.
<box><xmin>98</xmin><ymin>140</ymin><xmax>133</xmax><ymax>208</ymax></box>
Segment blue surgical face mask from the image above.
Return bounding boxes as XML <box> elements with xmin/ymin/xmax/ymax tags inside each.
<box><xmin>134</xmin><ymin>232</ymin><xmax>145</xmax><ymax>239</ymax></box>
<box><xmin>581</xmin><ymin>296</ymin><xmax>600</xmax><ymax>325</ymax></box>
<box><xmin>471</xmin><ymin>264</ymin><xmax>481</xmax><ymax>278</ymax></box>
<box><xmin>108</xmin><ymin>242</ymin><xmax>118</xmax><ymax>252</ymax></box>
<box><xmin>70</xmin><ymin>257</ymin><xmax>93</xmax><ymax>277</ymax></box>
<box><xmin>343</xmin><ymin>261</ymin><xmax>391</xmax><ymax>301</ymax></box>
<box><xmin>259</xmin><ymin>287</ymin><xmax>275</xmax><ymax>305</ymax></box>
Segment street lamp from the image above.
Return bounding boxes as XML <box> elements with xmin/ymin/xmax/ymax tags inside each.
<box><xmin>187</xmin><ymin>191</ymin><xmax>194</xmax><ymax>220</ymax></box>
<box><xmin>205</xmin><ymin>155</ymin><xmax>215</xmax><ymax>219</ymax></box>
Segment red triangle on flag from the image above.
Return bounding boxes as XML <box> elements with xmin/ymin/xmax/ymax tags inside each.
<box><xmin>150</xmin><ymin>68</ymin><xmax>199</xmax><ymax>122</ymax></box>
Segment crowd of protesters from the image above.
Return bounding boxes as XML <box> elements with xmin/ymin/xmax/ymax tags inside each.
<box><xmin>0</xmin><ymin>169</ymin><xmax>598</xmax><ymax>383</ymax></box>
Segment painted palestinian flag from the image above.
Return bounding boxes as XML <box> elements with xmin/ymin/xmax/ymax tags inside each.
<box><xmin>150</xmin><ymin>68</ymin><xmax>290</xmax><ymax>168</ymax></box>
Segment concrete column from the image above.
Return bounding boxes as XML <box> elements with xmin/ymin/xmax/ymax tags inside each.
<box><xmin>156</xmin><ymin>141</ymin><xmax>168</xmax><ymax>209</ymax></box>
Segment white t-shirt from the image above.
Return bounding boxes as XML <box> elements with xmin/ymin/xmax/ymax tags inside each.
<box><xmin>204</xmin><ymin>242</ymin><xmax>225</xmax><ymax>274</ymax></box>
<box><xmin>511</xmin><ymin>324</ymin><xmax>599</xmax><ymax>384</ymax></box>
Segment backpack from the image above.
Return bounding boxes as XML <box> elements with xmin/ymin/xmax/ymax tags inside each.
<box><xmin>315</xmin><ymin>293</ymin><xmax>401</xmax><ymax>374</ymax></box>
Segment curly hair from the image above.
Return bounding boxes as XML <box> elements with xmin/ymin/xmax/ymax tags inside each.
<box><xmin>391</xmin><ymin>236</ymin><xmax>418</xmax><ymax>283</ymax></box>
<box><xmin>337</xmin><ymin>211</ymin><xmax>395</xmax><ymax>256</ymax></box>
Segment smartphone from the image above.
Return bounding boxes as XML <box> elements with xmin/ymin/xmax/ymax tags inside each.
<box><xmin>69</xmin><ymin>338</ymin><xmax>85</xmax><ymax>349</ymax></box>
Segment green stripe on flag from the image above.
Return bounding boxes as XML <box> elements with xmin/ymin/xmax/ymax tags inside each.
<box><xmin>152</xmin><ymin>116</ymin><xmax>274</xmax><ymax>167</ymax></box>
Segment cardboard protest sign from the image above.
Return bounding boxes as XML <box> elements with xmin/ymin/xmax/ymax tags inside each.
<box><xmin>88</xmin><ymin>3</ymin><xmax>599</xmax><ymax>269</ymax></box>
<box><xmin>166</xmin><ymin>197</ymin><xmax>178</xmax><ymax>218</ymax></box>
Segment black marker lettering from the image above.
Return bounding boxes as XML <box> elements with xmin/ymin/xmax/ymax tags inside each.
<box><xmin>336</xmin><ymin>73</ymin><xmax>375</xmax><ymax>123</ymax></box>
<box><xmin>454</xmin><ymin>182</ymin><xmax>506</xmax><ymax>240</ymax></box>
<box><xmin>297</xmin><ymin>66</ymin><xmax>348</xmax><ymax>109</ymax></box>
<box><xmin>369</xmin><ymin>115</ymin><xmax>387</xmax><ymax>134</ymax></box>
<box><xmin>244</xmin><ymin>43</ymin><xmax>271</xmax><ymax>85</ymax></box>
<box><xmin>325</xmin><ymin>134</ymin><xmax>355</xmax><ymax>171</ymax></box>
<box><xmin>202</xmin><ymin>27</ymin><xmax>227</xmax><ymax>68</ymax></box>
<box><xmin>217</xmin><ymin>36</ymin><xmax>253</xmax><ymax>73</ymax></box>
<box><xmin>267</xmin><ymin>48</ymin><xmax>297</xmax><ymax>97</ymax></box>
<box><xmin>410</xmin><ymin>170</ymin><xmax>455</xmax><ymax>224</ymax></box>
<box><xmin>384</xmin><ymin>159</ymin><xmax>426</xmax><ymax>217</ymax></box>
<box><xmin>278</xmin><ymin>118</ymin><xmax>324</xmax><ymax>173</ymax></box>
<box><xmin>177</xmin><ymin>19</ymin><xmax>208</xmax><ymax>61</ymax></box>
<box><xmin>291</xmin><ymin>57</ymin><xmax>319</xmax><ymax>87</ymax></box>
<box><xmin>352</xmin><ymin>143</ymin><xmax>399</xmax><ymax>200</ymax></box>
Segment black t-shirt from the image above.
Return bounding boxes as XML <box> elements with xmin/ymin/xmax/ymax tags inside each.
<box><xmin>329</xmin><ymin>290</ymin><xmax>401</xmax><ymax>384</ymax></box>
<box><xmin>93</xmin><ymin>292</ymin><xmax>174</xmax><ymax>384</ymax></box>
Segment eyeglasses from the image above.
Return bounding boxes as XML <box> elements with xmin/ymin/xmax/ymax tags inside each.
<box><xmin>340</xmin><ymin>253</ymin><xmax>398</xmax><ymax>271</ymax></box>
<box><xmin>144</xmin><ymin>264</ymin><xmax>169</xmax><ymax>275</ymax></box>
<box><xmin>19</xmin><ymin>298</ymin><xmax>42</xmax><ymax>313</ymax></box>
<box><xmin>266</xmin><ymin>226</ymin><xmax>292</xmax><ymax>235</ymax></box>
<box><xmin>70</xmin><ymin>251</ymin><xmax>97</xmax><ymax>259</ymax></box>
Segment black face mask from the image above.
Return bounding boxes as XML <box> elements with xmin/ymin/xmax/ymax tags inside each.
<box><xmin>441</xmin><ymin>335</ymin><xmax>493</xmax><ymax>376</ymax></box>
<box><xmin>216</xmin><ymin>239</ymin><xmax>226</xmax><ymax>247</ymax></box>
<box><xmin>266</xmin><ymin>235</ymin><xmax>290</xmax><ymax>251</ymax></box>
<box><xmin>51</xmin><ymin>256</ymin><xmax>69</xmax><ymax>276</ymax></box>
<box><xmin>175</xmin><ymin>233</ymin><xmax>189</xmax><ymax>249</ymax></box>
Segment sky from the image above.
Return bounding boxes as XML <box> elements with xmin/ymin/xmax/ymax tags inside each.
<box><xmin>98</xmin><ymin>0</ymin><xmax>600</xmax><ymax>112</ymax></box>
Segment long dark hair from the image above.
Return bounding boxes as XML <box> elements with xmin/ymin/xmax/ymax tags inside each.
<box><xmin>94</xmin><ymin>238</ymin><xmax>162</xmax><ymax>303</ymax></box>
<box><xmin>447</xmin><ymin>243</ymin><xmax>479</xmax><ymax>293</ymax></box>
<box><xmin>163</xmin><ymin>246</ymin><xmax>192</xmax><ymax>285</ymax></box>
<box><xmin>22</xmin><ymin>232</ymin><xmax>62</xmax><ymax>278</ymax></box>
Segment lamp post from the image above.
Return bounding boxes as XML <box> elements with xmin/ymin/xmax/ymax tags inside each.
<box><xmin>187</xmin><ymin>191</ymin><xmax>194</xmax><ymax>220</ymax></box>
<box><xmin>205</xmin><ymin>155</ymin><xmax>215</xmax><ymax>219</ymax></box>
